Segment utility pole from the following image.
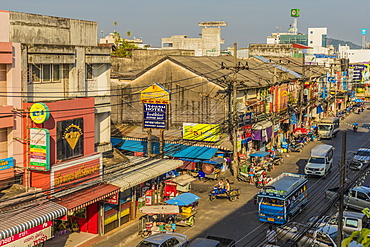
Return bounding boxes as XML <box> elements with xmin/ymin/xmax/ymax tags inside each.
<box><xmin>299</xmin><ymin>53</ymin><xmax>306</xmax><ymax>126</ymax></box>
<box><xmin>336</xmin><ymin>130</ymin><xmax>346</xmax><ymax>246</ymax></box>
<box><xmin>232</xmin><ymin>43</ymin><xmax>239</xmax><ymax>178</ymax></box>
<box><xmin>271</xmin><ymin>63</ymin><xmax>278</xmax><ymax>148</ymax></box>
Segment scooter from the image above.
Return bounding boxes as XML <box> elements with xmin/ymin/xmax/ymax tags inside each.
<box><xmin>272</xmin><ymin>156</ymin><xmax>284</xmax><ymax>166</ymax></box>
<box><xmin>353</xmin><ymin>125</ymin><xmax>358</xmax><ymax>132</ymax></box>
<box><xmin>288</xmin><ymin>143</ymin><xmax>303</xmax><ymax>153</ymax></box>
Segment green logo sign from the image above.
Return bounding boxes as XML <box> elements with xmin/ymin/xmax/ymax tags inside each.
<box><xmin>291</xmin><ymin>9</ymin><xmax>300</xmax><ymax>17</ymax></box>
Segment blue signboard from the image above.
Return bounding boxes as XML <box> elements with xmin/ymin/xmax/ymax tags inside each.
<box><xmin>362</xmin><ymin>28</ymin><xmax>367</xmax><ymax>35</ymax></box>
<box><xmin>143</xmin><ymin>103</ymin><xmax>167</xmax><ymax>129</ymax></box>
<box><xmin>0</xmin><ymin>157</ymin><xmax>14</xmax><ymax>171</ymax></box>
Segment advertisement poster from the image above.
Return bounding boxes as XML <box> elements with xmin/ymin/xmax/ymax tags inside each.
<box><xmin>57</xmin><ymin>118</ymin><xmax>84</xmax><ymax>160</ymax></box>
<box><xmin>143</xmin><ymin>103</ymin><xmax>167</xmax><ymax>129</ymax></box>
<box><xmin>183</xmin><ymin>123</ymin><xmax>220</xmax><ymax>142</ymax></box>
<box><xmin>30</xmin><ymin>128</ymin><xmax>50</xmax><ymax>171</ymax></box>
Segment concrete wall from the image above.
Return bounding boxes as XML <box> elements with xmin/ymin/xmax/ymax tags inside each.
<box><xmin>201</xmin><ymin>27</ymin><xmax>223</xmax><ymax>56</ymax></box>
<box><xmin>0</xmin><ymin>10</ymin><xmax>10</xmax><ymax>42</ymax></box>
<box><xmin>111</xmin><ymin>49</ymin><xmax>194</xmax><ymax>73</ymax></box>
<box><xmin>113</xmin><ymin>59</ymin><xmax>226</xmax><ymax>126</ymax></box>
<box><xmin>248</xmin><ymin>44</ymin><xmax>293</xmax><ymax>57</ymax></box>
<box><xmin>9</xmin><ymin>11</ymin><xmax>97</xmax><ymax>46</ymax></box>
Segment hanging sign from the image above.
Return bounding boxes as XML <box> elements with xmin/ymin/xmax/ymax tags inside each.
<box><xmin>143</xmin><ymin>103</ymin><xmax>167</xmax><ymax>129</ymax></box>
<box><xmin>30</xmin><ymin>128</ymin><xmax>50</xmax><ymax>171</ymax></box>
<box><xmin>29</xmin><ymin>103</ymin><xmax>50</xmax><ymax>124</ymax></box>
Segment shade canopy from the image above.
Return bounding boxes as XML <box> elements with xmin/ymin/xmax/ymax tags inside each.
<box><xmin>249</xmin><ymin>151</ymin><xmax>271</xmax><ymax>157</ymax></box>
<box><xmin>203</xmin><ymin>157</ymin><xmax>225</xmax><ymax>165</ymax></box>
<box><xmin>353</xmin><ymin>98</ymin><xmax>363</xmax><ymax>103</ymax></box>
<box><xmin>293</xmin><ymin>128</ymin><xmax>309</xmax><ymax>135</ymax></box>
<box><xmin>165</xmin><ymin>193</ymin><xmax>200</xmax><ymax>206</ymax></box>
<box><xmin>139</xmin><ymin>205</ymin><xmax>180</xmax><ymax>215</ymax></box>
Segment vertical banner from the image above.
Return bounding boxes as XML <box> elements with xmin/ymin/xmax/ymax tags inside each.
<box><xmin>30</xmin><ymin>128</ymin><xmax>50</xmax><ymax>171</ymax></box>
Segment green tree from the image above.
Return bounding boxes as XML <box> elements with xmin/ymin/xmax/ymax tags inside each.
<box><xmin>342</xmin><ymin>228</ymin><xmax>370</xmax><ymax>247</ymax></box>
<box><xmin>111</xmin><ymin>22</ymin><xmax>138</xmax><ymax>57</ymax></box>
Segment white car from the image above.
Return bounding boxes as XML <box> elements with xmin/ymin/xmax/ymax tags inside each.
<box><xmin>136</xmin><ymin>233</ymin><xmax>188</xmax><ymax>247</ymax></box>
<box><xmin>353</xmin><ymin>148</ymin><xmax>370</xmax><ymax>165</ymax></box>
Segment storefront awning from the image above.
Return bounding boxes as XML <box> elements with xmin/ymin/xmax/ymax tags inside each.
<box><xmin>0</xmin><ymin>201</ymin><xmax>67</xmax><ymax>239</ymax></box>
<box><xmin>112</xmin><ymin>138</ymin><xmax>218</xmax><ymax>160</ymax></box>
<box><xmin>252</xmin><ymin>120</ymin><xmax>272</xmax><ymax>130</ymax></box>
<box><xmin>106</xmin><ymin>159</ymin><xmax>183</xmax><ymax>192</ymax></box>
<box><xmin>56</xmin><ymin>184</ymin><xmax>120</xmax><ymax>212</ymax></box>
<box><xmin>203</xmin><ymin>157</ymin><xmax>225</xmax><ymax>165</ymax></box>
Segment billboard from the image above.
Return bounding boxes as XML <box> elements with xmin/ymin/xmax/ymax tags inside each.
<box><xmin>291</xmin><ymin>9</ymin><xmax>300</xmax><ymax>17</ymax></box>
<box><xmin>57</xmin><ymin>118</ymin><xmax>84</xmax><ymax>161</ymax></box>
<box><xmin>140</xmin><ymin>83</ymin><xmax>170</xmax><ymax>104</ymax></box>
<box><xmin>143</xmin><ymin>103</ymin><xmax>167</xmax><ymax>129</ymax></box>
<box><xmin>183</xmin><ymin>123</ymin><xmax>220</xmax><ymax>142</ymax></box>
<box><xmin>30</xmin><ymin>128</ymin><xmax>50</xmax><ymax>171</ymax></box>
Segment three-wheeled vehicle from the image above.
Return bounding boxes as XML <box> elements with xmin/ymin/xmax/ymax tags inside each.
<box><xmin>138</xmin><ymin>193</ymin><xmax>200</xmax><ymax>238</ymax></box>
<box><xmin>209</xmin><ymin>187</ymin><xmax>240</xmax><ymax>202</ymax></box>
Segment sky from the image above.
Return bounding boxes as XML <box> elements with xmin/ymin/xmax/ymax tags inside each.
<box><xmin>2</xmin><ymin>0</ymin><xmax>369</xmax><ymax>49</ymax></box>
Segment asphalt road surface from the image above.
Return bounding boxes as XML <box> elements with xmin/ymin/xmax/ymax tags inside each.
<box><xmin>95</xmin><ymin>106</ymin><xmax>370</xmax><ymax>247</ymax></box>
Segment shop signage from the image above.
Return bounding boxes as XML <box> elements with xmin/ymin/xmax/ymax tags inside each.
<box><xmin>57</xmin><ymin>118</ymin><xmax>84</xmax><ymax>160</ymax></box>
<box><xmin>0</xmin><ymin>221</ymin><xmax>52</xmax><ymax>247</ymax></box>
<box><xmin>0</xmin><ymin>157</ymin><xmax>14</xmax><ymax>171</ymax></box>
<box><xmin>238</xmin><ymin>112</ymin><xmax>253</xmax><ymax>128</ymax></box>
<box><xmin>29</xmin><ymin>103</ymin><xmax>50</xmax><ymax>124</ymax></box>
<box><xmin>290</xmin><ymin>9</ymin><xmax>300</xmax><ymax>17</ymax></box>
<box><xmin>183</xmin><ymin>123</ymin><xmax>220</xmax><ymax>142</ymax></box>
<box><xmin>140</xmin><ymin>83</ymin><xmax>170</xmax><ymax>104</ymax></box>
<box><xmin>54</xmin><ymin>164</ymin><xmax>100</xmax><ymax>187</ymax></box>
<box><xmin>143</xmin><ymin>103</ymin><xmax>167</xmax><ymax>129</ymax></box>
<box><xmin>104</xmin><ymin>192</ymin><xmax>119</xmax><ymax>205</ymax></box>
<box><xmin>30</xmin><ymin>128</ymin><xmax>50</xmax><ymax>171</ymax></box>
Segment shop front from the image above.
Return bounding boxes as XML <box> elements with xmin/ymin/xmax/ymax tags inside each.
<box><xmin>55</xmin><ymin>183</ymin><xmax>120</xmax><ymax>235</ymax></box>
<box><xmin>0</xmin><ymin>201</ymin><xmax>67</xmax><ymax>247</ymax></box>
<box><xmin>251</xmin><ymin>120</ymin><xmax>273</xmax><ymax>151</ymax></box>
<box><xmin>105</xmin><ymin>158</ymin><xmax>183</xmax><ymax>232</ymax></box>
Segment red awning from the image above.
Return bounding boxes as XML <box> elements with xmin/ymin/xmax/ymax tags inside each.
<box><xmin>292</xmin><ymin>43</ymin><xmax>311</xmax><ymax>49</ymax></box>
<box><xmin>56</xmin><ymin>184</ymin><xmax>120</xmax><ymax>211</ymax></box>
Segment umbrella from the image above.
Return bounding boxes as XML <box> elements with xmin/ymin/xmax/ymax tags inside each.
<box><xmin>293</xmin><ymin>128</ymin><xmax>308</xmax><ymax>135</ymax></box>
<box><xmin>165</xmin><ymin>193</ymin><xmax>200</xmax><ymax>206</ymax></box>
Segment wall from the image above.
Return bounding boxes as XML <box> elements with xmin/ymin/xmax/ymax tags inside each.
<box><xmin>248</xmin><ymin>44</ymin><xmax>293</xmax><ymax>57</ymax></box>
<box><xmin>111</xmin><ymin>49</ymin><xmax>194</xmax><ymax>73</ymax></box>
<box><xmin>116</xmin><ymin>59</ymin><xmax>226</xmax><ymax>127</ymax></box>
<box><xmin>9</xmin><ymin>11</ymin><xmax>97</xmax><ymax>46</ymax></box>
<box><xmin>201</xmin><ymin>27</ymin><xmax>223</xmax><ymax>56</ymax></box>
<box><xmin>0</xmin><ymin>10</ymin><xmax>10</xmax><ymax>42</ymax></box>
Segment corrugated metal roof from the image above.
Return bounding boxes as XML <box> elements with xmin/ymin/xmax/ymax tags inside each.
<box><xmin>0</xmin><ymin>201</ymin><xmax>67</xmax><ymax>239</ymax></box>
<box><xmin>106</xmin><ymin>159</ymin><xmax>183</xmax><ymax>191</ymax></box>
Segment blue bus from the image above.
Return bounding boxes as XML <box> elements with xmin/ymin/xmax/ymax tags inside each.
<box><xmin>258</xmin><ymin>172</ymin><xmax>308</xmax><ymax>224</ymax></box>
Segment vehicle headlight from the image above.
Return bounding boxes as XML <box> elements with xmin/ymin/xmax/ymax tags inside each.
<box><xmin>260</xmin><ymin>213</ymin><xmax>265</xmax><ymax>216</ymax></box>
<box><xmin>318</xmin><ymin>168</ymin><xmax>324</xmax><ymax>171</ymax></box>
<box><xmin>277</xmin><ymin>216</ymin><xmax>283</xmax><ymax>219</ymax></box>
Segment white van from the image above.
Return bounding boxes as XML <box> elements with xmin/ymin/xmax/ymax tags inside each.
<box><xmin>305</xmin><ymin>144</ymin><xmax>334</xmax><ymax>177</ymax></box>
<box><xmin>317</xmin><ymin>117</ymin><xmax>340</xmax><ymax>139</ymax></box>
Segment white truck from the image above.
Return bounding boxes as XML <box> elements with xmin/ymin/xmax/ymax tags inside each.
<box><xmin>317</xmin><ymin>117</ymin><xmax>340</xmax><ymax>139</ymax></box>
<box><xmin>305</xmin><ymin>144</ymin><xmax>334</xmax><ymax>177</ymax></box>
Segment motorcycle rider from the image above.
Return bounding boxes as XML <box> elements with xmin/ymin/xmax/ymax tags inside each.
<box><xmin>353</xmin><ymin>121</ymin><xmax>359</xmax><ymax>132</ymax></box>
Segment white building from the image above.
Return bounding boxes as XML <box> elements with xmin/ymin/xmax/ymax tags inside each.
<box><xmin>161</xmin><ymin>21</ymin><xmax>227</xmax><ymax>56</ymax></box>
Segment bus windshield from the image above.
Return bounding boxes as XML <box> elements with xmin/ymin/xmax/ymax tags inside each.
<box><xmin>309</xmin><ymin>157</ymin><xmax>325</xmax><ymax>164</ymax></box>
<box><xmin>261</xmin><ymin>197</ymin><xmax>284</xmax><ymax>206</ymax></box>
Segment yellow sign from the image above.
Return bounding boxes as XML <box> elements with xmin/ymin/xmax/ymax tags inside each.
<box><xmin>30</xmin><ymin>103</ymin><xmax>50</xmax><ymax>124</ymax></box>
<box><xmin>140</xmin><ymin>83</ymin><xmax>170</xmax><ymax>104</ymax></box>
<box><xmin>183</xmin><ymin>123</ymin><xmax>220</xmax><ymax>142</ymax></box>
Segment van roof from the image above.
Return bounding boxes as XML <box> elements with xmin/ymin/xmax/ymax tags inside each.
<box><xmin>311</xmin><ymin>144</ymin><xmax>333</xmax><ymax>157</ymax></box>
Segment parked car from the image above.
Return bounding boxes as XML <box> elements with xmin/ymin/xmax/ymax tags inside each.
<box><xmin>353</xmin><ymin>148</ymin><xmax>370</xmax><ymax>166</ymax></box>
<box><xmin>189</xmin><ymin>236</ymin><xmax>236</xmax><ymax>247</ymax></box>
<box><xmin>136</xmin><ymin>233</ymin><xmax>188</xmax><ymax>247</ymax></box>
<box><xmin>325</xmin><ymin>186</ymin><xmax>370</xmax><ymax>211</ymax></box>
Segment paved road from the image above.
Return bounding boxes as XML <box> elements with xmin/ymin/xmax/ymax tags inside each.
<box><xmin>94</xmin><ymin>106</ymin><xmax>370</xmax><ymax>247</ymax></box>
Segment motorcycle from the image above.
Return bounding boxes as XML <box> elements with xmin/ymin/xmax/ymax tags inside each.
<box><xmin>353</xmin><ymin>125</ymin><xmax>358</xmax><ymax>132</ymax></box>
<box><xmin>306</xmin><ymin>132</ymin><xmax>319</xmax><ymax>142</ymax></box>
<box><xmin>209</xmin><ymin>187</ymin><xmax>240</xmax><ymax>202</ymax></box>
<box><xmin>288</xmin><ymin>143</ymin><xmax>303</xmax><ymax>153</ymax></box>
<box><xmin>272</xmin><ymin>156</ymin><xmax>284</xmax><ymax>166</ymax></box>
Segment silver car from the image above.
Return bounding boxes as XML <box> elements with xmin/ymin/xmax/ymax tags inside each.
<box><xmin>136</xmin><ymin>233</ymin><xmax>188</xmax><ymax>247</ymax></box>
<box><xmin>353</xmin><ymin>148</ymin><xmax>370</xmax><ymax>165</ymax></box>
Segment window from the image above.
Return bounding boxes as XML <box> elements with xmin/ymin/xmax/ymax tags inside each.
<box><xmin>162</xmin><ymin>238</ymin><xmax>179</xmax><ymax>247</ymax></box>
<box><xmin>29</xmin><ymin>63</ymin><xmax>64</xmax><ymax>83</ymax></box>
<box><xmin>357</xmin><ymin>192</ymin><xmax>368</xmax><ymax>201</ymax></box>
<box><xmin>345</xmin><ymin>218</ymin><xmax>358</xmax><ymax>228</ymax></box>
<box><xmin>86</xmin><ymin>64</ymin><xmax>93</xmax><ymax>80</ymax></box>
<box><xmin>163</xmin><ymin>43</ymin><xmax>173</xmax><ymax>47</ymax></box>
<box><xmin>310</xmin><ymin>41</ymin><xmax>313</xmax><ymax>44</ymax></box>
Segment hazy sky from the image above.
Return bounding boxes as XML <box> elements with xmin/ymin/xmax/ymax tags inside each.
<box><xmin>2</xmin><ymin>0</ymin><xmax>369</xmax><ymax>49</ymax></box>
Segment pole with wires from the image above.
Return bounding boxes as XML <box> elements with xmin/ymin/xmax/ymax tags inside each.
<box><xmin>232</xmin><ymin>43</ymin><xmax>239</xmax><ymax>178</ymax></box>
<box><xmin>336</xmin><ymin>130</ymin><xmax>346</xmax><ymax>246</ymax></box>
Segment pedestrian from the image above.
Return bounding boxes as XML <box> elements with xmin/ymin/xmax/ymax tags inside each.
<box><xmin>249</xmin><ymin>166</ymin><xmax>255</xmax><ymax>185</ymax></box>
<box><xmin>171</xmin><ymin>221</ymin><xmax>176</xmax><ymax>232</ymax></box>
<box><xmin>266</xmin><ymin>225</ymin><xmax>278</xmax><ymax>245</ymax></box>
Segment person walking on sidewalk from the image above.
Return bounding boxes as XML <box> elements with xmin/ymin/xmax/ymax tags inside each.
<box><xmin>249</xmin><ymin>166</ymin><xmax>255</xmax><ymax>185</ymax></box>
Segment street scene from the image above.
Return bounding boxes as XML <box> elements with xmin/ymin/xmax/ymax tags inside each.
<box><xmin>0</xmin><ymin>2</ymin><xmax>370</xmax><ymax>247</ymax></box>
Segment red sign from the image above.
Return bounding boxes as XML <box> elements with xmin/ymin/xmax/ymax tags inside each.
<box><xmin>104</xmin><ymin>193</ymin><xmax>119</xmax><ymax>205</ymax></box>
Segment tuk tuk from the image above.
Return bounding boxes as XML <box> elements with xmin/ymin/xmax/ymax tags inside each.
<box><xmin>138</xmin><ymin>193</ymin><xmax>200</xmax><ymax>238</ymax></box>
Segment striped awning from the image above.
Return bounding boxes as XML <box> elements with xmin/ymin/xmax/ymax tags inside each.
<box><xmin>56</xmin><ymin>183</ymin><xmax>120</xmax><ymax>212</ymax></box>
<box><xmin>0</xmin><ymin>201</ymin><xmax>67</xmax><ymax>239</ymax></box>
<box><xmin>106</xmin><ymin>159</ymin><xmax>183</xmax><ymax>192</ymax></box>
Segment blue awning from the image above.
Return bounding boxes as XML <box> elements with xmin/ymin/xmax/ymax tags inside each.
<box><xmin>111</xmin><ymin>138</ymin><xmax>217</xmax><ymax>160</ymax></box>
<box><xmin>180</xmin><ymin>158</ymin><xmax>202</xmax><ymax>163</ymax></box>
<box><xmin>165</xmin><ymin>193</ymin><xmax>200</xmax><ymax>206</ymax></box>
<box><xmin>249</xmin><ymin>151</ymin><xmax>270</xmax><ymax>157</ymax></box>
